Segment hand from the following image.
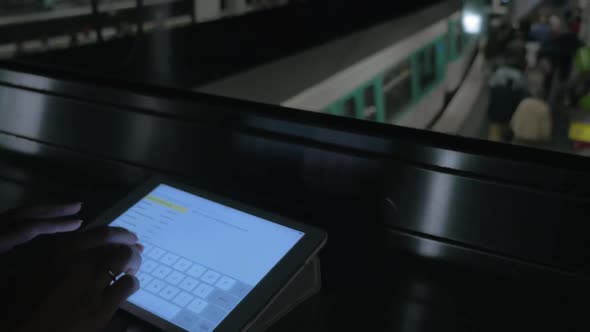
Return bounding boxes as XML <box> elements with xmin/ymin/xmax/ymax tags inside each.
<box><xmin>15</xmin><ymin>243</ymin><xmax>142</xmax><ymax>332</ymax></box>
<box><xmin>0</xmin><ymin>202</ymin><xmax>143</xmax><ymax>330</ymax></box>
<box><xmin>0</xmin><ymin>202</ymin><xmax>83</xmax><ymax>254</ymax></box>
<box><xmin>0</xmin><ymin>202</ymin><xmax>142</xmax><ymax>271</ymax></box>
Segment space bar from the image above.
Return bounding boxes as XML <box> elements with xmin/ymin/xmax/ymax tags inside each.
<box><xmin>130</xmin><ymin>289</ymin><xmax>181</xmax><ymax>319</ymax></box>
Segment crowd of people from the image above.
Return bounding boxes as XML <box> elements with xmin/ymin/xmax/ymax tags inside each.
<box><xmin>485</xmin><ymin>2</ymin><xmax>589</xmax><ymax>151</ymax></box>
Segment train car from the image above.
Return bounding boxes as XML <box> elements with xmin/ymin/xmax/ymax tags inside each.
<box><xmin>319</xmin><ymin>11</ymin><xmax>480</xmax><ymax>129</ymax></box>
<box><xmin>198</xmin><ymin>0</ymin><xmax>486</xmax><ymax>132</ymax></box>
<box><xmin>0</xmin><ymin>0</ymin><xmax>295</xmax><ymax>58</ymax></box>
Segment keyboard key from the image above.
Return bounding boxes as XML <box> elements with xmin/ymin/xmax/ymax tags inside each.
<box><xmin>201</xmin><ymin>304</ymin><xmax>229</xmax><ymax>324</ymax></box>
<box><xmin>187</xmin><ymin>298</ymin><xmax>208</xmax><ymax>314</ymax></box>
<box><xmin>165</xmin><ymin>271</ymin><xmax>185</xmax><ymax>285</ymax></box>
<box><xmin>193</xmin><ymin>284</ymin><xmax>214</xmax><ymax>298</ymax></box>
<box><xmin>145</xmin><ymin>278</ymin><xmax>166</xmax><ymax>294</ymax></box>
<box><xmin>160</xmin><ymin>253</ymin><xmax>179</xmax><ymax>265</ymax></box>
<box><xmin>215</xmin><ymin>276</ymin><xmax>236</xmax><ymax>291</ymax></box>
<box><xmin>131</xmin><ymin>289</ymin><xmax>180</xmax><ymax>319</ymax></box>
<box><xmin>148</xmin><ymin>247</ymin><xmax>166</xmax><ymax>260</ymax></box>
<box><xmin>172</xmin><ymin>309</ymin><xmax>200</xmax><ymax>330</ymax></box>
<box><xmin>160</xmin><ymin>285</ymin><xmax>180</xmax><ymax>300</ymax></box>
<box><xmin>140</xmin><ymin>259</ymin><xmax>158</xmax><ymax>273</ymax></box>
<box><xmin>173</xmin><ymin>291</ymin><xmax>194</xmax><ymax>307</ymax></box>
<box><xmin>173</xmin><ymin>258</ymin><xmax>192</xmax><ymax>272</ymax></box>
<box><xmin>201</xmin><ymin>270</ymin><xmax>221</xmax><ymax>284</ymax></box>
<box><xmin>228</xmin><ymin>282</ymin><xmax>253</xmax><ymax>298</ymax></box>
<box><xmin>208</xmin><ymin>289</ymin><xmax>240</xmax><ymax>310</ymax></box>
<box><xmin>179</xmin><ymin>277</ymin><xmax>200</xmax><ymax>292</ymax></box>
<box><xmin>194</xmin><ymin>319</ymin><xmax>215</xmax><ymax>332</ymax></box>
<box><xmin>152</xmin><ymin>266</ymin><xmax>172</xmax><ymax>279</ymax></box>
<box><xmin>187</xmin><ymin>264</ymin><xmax>206</xmax><ymax>278</ymax></box>
<box><xmin>136</xmin><ymin>273</ymin><xmax>153</xmax><ymax>287</ymax></box>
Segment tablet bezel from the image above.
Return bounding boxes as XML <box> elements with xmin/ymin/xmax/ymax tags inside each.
<box><xmin>92</xmin><ymin>177</ymin><xmax>327</xmax><ymax>331</ymax></box>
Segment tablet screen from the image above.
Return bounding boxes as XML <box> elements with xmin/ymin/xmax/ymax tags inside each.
<box><xmin>110</xmin><ymin>184</ymin><xmax>304</xmax><ymax>331</ymax></box>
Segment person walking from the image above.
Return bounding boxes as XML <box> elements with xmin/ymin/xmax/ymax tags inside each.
<box><xmin>487</xmin><ymin>77</ymin><xmax>530</xmax><ymax>142</ymax></box>
<box><xmin>511</xmin><ymin>98</ymin><xmax>553</xmax><ymax>147</ymax></box>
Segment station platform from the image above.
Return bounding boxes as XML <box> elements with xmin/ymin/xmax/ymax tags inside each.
<box><xmin>457</xmin><ymin>68</ymin><xmax>575</xmax><ymax>155</ymax></box>
<box><xmin>2</xmin><ymin>63</ymin><xmax>590</xmax><ymax>331</ymax></box>
<box><xmin>457</xmin><ymin>0</ymin><xmax>583</xmax><ymax>156</ymax></box>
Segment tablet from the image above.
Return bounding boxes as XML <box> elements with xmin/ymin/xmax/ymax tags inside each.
<box><xmin>95</xmin><ymin>178</ymin><xmax>327</xmax><ymax>332</ymax></box>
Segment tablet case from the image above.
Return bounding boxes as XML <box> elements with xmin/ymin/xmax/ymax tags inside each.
<box><xmin>108</xmin><ymin>256</ymin><xmax>322</xmax><ymax>332</ymax></box>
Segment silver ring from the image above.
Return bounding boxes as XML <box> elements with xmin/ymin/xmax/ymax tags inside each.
<box><xmin>106</xmin><ymin>267</ymin><xmax>118</xmax><ymax>284</ymax></box>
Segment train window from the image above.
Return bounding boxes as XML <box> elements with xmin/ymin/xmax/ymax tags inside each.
<box><xmin>455</xmin><ymin>21</ymin><xmax>464</xmax><ymax>55</ymax></box>
<box><xmin>383</xmin><ymin>61</ymin><xmax>412</xmax><ymax>121</ymax></box>
<box><xmin>446</xmin><ymin>32</ymin><xmax>453</xmax><ymax>60</ymax></box>
<box><xmin>364</xmin><ymin>85</ymin><xmax>377</xmax><ymax>121</ymax></box>
<box><xmin>342</xmin><ymin>98</ymin><xmax>356</xmax><ymax>118</ymax></box>
<box><xmin>418</xmin><ymin>45</ymin><xmax>437</xmax><ymax>89</ymax></box>
<box><xmin>383</xmin><ymin>60</ymin><xmax>410</xmax><ymax>88</ymax></box>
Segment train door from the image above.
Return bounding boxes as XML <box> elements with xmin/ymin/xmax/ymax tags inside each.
<box><xmin>448</xmin><ymin>19</ymin><xmax>465</xmax><ymax>61</ymax></box>
<box><xmin>363</xmin><ymin>85</ymin><xmax>378</xmax><ymax>121</ymax></box>
<box><xmin>383</xmin><ymin>59</ymin><xmax>413</xmax><ymax>123</ymax></box>
<box><xmin>342</xmin><ymin>98</ymin><xmax>356</xmax><ymax>118</ymax></box>
<box><xmin>414</xmin><ymin>42</ymin><xmax>440</xmax><ymax>98</ymax></box>
<box><xmin>362</xmin><ymin>81</ymin><xmax>386</xmax><ymax>123</ymax></box>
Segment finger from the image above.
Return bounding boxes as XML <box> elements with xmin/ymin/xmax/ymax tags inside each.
<box><xmin>135</xmin><ymin>243</ymin><xmax>144</xmax><ymax>254</ymax></box>
<box><xmin>68</xmin><ymin>227</ymin><xmax>139</xmax><ymax>252</ymax></box>
<box><xmin>109</xmin><ymin>245</ymin><xmax>142</xmax><ymax>276</ymax></box>
<box><xmin>0</xmin><ymin>219</ymin><xmax>83</xmax><ymax>252</ymax></box>
<box><xmin>100</xmin><ymin>275</ymin><xmax>139</xmax><ymax>320</ymax></box>
<box><xmin>95</xmin><ymin>245</ymin><xmax>142</xmax><ymax>290</ymax></box>
<box><xmin>3</xmin><ymin>202</ymin><xmax>83</xmax><ymax>221</ymax></box>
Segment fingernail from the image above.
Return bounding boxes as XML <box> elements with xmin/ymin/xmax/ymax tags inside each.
<box><xmin>137</xmin><ymin>243</ymin><xmax>145</xmax><ymax>253</ymax></box>
<box><xmin>75</xmin><ymin>219</ymin><xmax>84</xmax><ymax>227</ymax></box>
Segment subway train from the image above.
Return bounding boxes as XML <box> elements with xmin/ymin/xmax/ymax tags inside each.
<box><xmin>4</xmin><ymin>0</ymin><xmax>487</xmax><ymax>133</ymax></box>
<box><xmin>198</xmin><ymin>0</ymin><xmax>485</xmax><ymax>132</ymax></box>
<box><xmin>282</xmin><ymin>11</ymin><xmax>479</xmax><ymax>129</ymax></box>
